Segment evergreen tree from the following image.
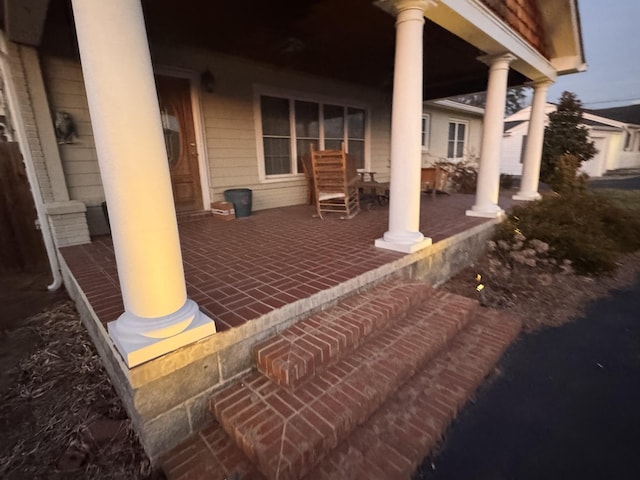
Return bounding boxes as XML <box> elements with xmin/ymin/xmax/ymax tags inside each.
<box><xmin>505</xmin><ymin>86</ymin><xmax>528</xmax><ymax>115</ymax></box>
<box><xmin>540</xmin><ymin>91</ymin><xmax>597</xmax><ymax>182</ymax></box>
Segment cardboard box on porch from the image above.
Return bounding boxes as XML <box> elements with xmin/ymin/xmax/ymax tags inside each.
<box><xmin>211</xmin><ymin>201</ymin><xmax>235</xmax><ymax>221</ymax></box>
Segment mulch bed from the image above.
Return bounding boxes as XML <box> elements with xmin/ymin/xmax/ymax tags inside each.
<box><xmin>0</xmin><ymin>301</ymin><xmax>163</xmax><ymax>479</ymax></box>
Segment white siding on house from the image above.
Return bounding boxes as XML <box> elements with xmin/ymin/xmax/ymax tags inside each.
<box><xmin>501</xmin><ymin>104</ymin><xmax>640</xmax><ymax>178</ymax></box>
<box><xmin>421</xmin><ymin>104</ymin><xmax>483</xmax><ymax>165</ymax></box>
<box><xmin>42</xmin><ymin>56</ymin><xmax>103</xmax><ymax>205</ymax></box>
<box><xmin>42</xmin><ymin>49</ymin><xmax>392</xmax><ymax>212</ymax></box>
<box><xmin>581</xmin><ymin>136</ymin><xmax>608</xmax><ymax>177</ymax></box>
<box><xmin>501</xmin><ymin>123</ymin><xmax>530</xmax><ymax>176</ymax></box>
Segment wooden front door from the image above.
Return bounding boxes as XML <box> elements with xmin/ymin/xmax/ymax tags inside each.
<box><xmin>156</xmin><ymin>75</ymin><xmax>203</xmax><ymax>213</ymax></box>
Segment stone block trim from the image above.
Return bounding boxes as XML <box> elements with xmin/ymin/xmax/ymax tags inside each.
<box><xmin>210</xmin><ymin>290</ymin><xmax>478</xmax><ymax>480</ymax></box>
<box><xmin>253</xmin><ymin>279</ymin><xmax>433</xmax><ymax>389</ymax></box>
<box><xmin>46</xmin><ymin>200</ymin><xmax>91</xmax><ymax>246</ymax></box>
<box><xmin>306</xmin><ymin>309</ymin><xmax>522</xmax><ymax>479</ymax></box>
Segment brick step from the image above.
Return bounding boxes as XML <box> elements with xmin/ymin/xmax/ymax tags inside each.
<box><xmin>210</xmin><ymin>290</ymin><xmax>479</xmax><ymax>480</ymax></box>
<box><xmin>253</xmin><ymin>279</ymin><xmax>433</xmax><ymax>389</ymax></box>
<box><xmin>160</xmin><ymin>306</ymin><xmax>522</xmax><ymax>480</ymax></box>
<box><xmin>160</xmin><ymin>422</ymin><xmax>263</xmax><ymax>480</ymax></box>
<box><xmin>305</xmin><ymin>309</ymin><xmax>522</xmax><ymax>479</ymax></box>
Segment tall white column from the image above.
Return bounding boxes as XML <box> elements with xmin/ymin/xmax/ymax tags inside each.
<box><xmin>467</xmin><ymin>53</ymin><xmax>516</xmax><ymax>218</ymax></box>
<box><xmin>513</xmin><ymin>79</ymin><xmax>552</xmax><ymax>201</ymax></box>
<box><xmin>71</xmin><ymin>0</ymin><xmax>215</xmax><ymax>368</ymax></box>
<box><xmin>375</xmin><ymin>0</ymin><xmax>434</xmax><ymax>254</ymax></box>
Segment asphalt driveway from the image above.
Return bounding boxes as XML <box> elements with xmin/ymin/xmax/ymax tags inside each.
<box><xmin>414</xmin><ymin>273</ymin><xmax>640</xmax><ymax>479</ymax></box>
<box><xmin>414</xmin><ymin>172</ymin><xmax>640</xmax><ymax>480</ymax></box>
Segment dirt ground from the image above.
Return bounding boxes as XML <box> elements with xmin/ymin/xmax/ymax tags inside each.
<box><xmin>1</xmin><ymin>247</ymin><xmax>639</xmax><ymax>479</ymax></box>
<box><xmin>0</xmin><ymin>272</ymin><xmax>163</xmax><ymax>479</ymax></box>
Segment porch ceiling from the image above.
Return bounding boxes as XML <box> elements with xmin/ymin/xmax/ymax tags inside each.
<box><xmin>40</xmin><ymin>0</ymin><xmax>528</xmax><ymax>99</ymax></box>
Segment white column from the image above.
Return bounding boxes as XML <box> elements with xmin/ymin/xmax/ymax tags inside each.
<box><xmin>375</xmin><ymin>0</ymin><xmax>434</xmax><ymax>254</ymax></box>
<box><xmin>71</xmin><ymin>0</ymin><xmax>215</xmax><ymax>368</ymax></box>
<box><xmin>467</xmin><ymin>53</ymin><xmax>516</xmax><ymax>218</ymax></box>
<box><xmin>513</xmin><ymin>79</ymin><xmax>552</xmax><ymax>201</ymax></box>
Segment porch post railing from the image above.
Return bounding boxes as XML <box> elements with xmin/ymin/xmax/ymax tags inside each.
<box><xmin>375</xmin><ymin>0</ymin><xmax>434</xmax><ymax>254</ymax></box>
<box><xmin>70</xmin><ymin>0</ymin><xmax>215</xmax><ymax>367</ymax></box>
<box><xmin>467</xmin><ymin>53</ymin><xmax>516</xmax><ymax>218</ymax></box>
<box><xmin>513</xmin><ymin>79</ymin><xmax>553</xmax><ymax>201</ymax></box>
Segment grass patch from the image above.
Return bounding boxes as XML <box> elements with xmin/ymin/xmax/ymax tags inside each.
<box><xmin>593</xmin><ymin>189</ymin><xmax>640</xmax><ymax>215</ymax></box>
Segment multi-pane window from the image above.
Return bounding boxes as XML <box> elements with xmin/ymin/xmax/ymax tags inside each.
<box><xmin>294</xmin><ymin>100</ymin><xmax>320</xmax><ymax>174</ymax></box>
<box><xmin>261</xmin><ymin>96</ymin><xmax>291</xmax><ymax>175</ymax></box>
<box><xmin>421</xmin><ymin>114</ymin><xmax>430</xmax><ymax>150</ymax></box>
<box><xmin>447</xmin><ymin>120</ymin><xmax>468</xmax><ymax>160</ymax></box>
<box><xmin>347</xmin><ymin>107</ymin><xmax>365</xmax><ymax>166</ymax></box>
<box><xmin>259</xmin><ymin>94</ymin><xmax>366</xmax><ymax>177</ymax></box>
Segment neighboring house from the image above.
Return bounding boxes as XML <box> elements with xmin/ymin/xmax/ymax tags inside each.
<box><xmin>422</xmin><ymin>99</ymin><xmax>484</xmax><ymax>165</ymax></box>
<box><xmin>589</xmin><ymin>104</ymin><xmax>640</xmax><ymax>171</ymax></box>
<box><xmin>502</xmin><ymin>103</ymin><xmax>640</xmax><ymax>177</ymax></box>
<box><xmin>0</xmin><ymin>0</ymin><xmax>585</xmax><ymax>462</ymax></box>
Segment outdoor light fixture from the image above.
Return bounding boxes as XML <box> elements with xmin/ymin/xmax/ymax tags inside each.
<box><xmin>54</xmin><ymin>111</ymin><xmax>77</xmax><ymax>143</ymax></box>
<box><xmin>200</xmin><ymin>69</ymin><xmax>215</xmax><ymax>93</ymax></box>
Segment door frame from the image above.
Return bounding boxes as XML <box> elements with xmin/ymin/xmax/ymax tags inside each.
<box><xmin>154</xmin><ymin>66</ymin><xmax>211</xmax><ymax>211</ymax></box>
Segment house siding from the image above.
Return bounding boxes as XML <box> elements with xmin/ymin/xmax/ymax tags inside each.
<box><xmin>501</xmin><ymin>115</ymin><xmax>640</xmax><ymax>178</ymax></box>
<box><xmin>421</xmin><ymin>104</ymin><xmax>483</xmax><ymax>165</ymax></box>
<box><xmin>41</xmin><ymin>56</ymin><xmax>103</xmax><ymax>206</ymax></box>
<box><xmin>501</xmin><ymin>124</ymin><xmax>529</xmax><ymax>175</ymax></box>
<box><xmin>41</xmin><ymin>48</ymin><xmax>392</xmax><ymax>213</ymax></box>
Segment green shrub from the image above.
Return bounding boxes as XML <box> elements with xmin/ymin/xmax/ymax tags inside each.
<box><xmin>443</xmin><ymin>160</ymin><xmax>477</xmax><ymax>194</ymax></box>
<box><xmin>495</xmin><ymin>192</ymin><xmax>640</xmax><ymax>275</ymax></box>
<box><xmin>547</xmin><ymin>153</ymin><xmax>588</xmax><ymax>194</ymax></box>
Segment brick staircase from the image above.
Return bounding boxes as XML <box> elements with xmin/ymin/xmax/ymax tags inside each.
<box><xmin>161</xmin><ymin>278</ymin><xmax>521</xmax><ymax>480</ymax></box>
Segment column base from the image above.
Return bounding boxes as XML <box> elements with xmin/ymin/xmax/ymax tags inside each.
<box><xmin>512</xmin><ymin>191</ymin><xmax>542</xmax><ymax>201</ymax></box>
<box><xmin>466</xmin><ymin>204</ymin><xmax>506</xmax><ymax>219</ymax></box>
<box><xmin>375</xmin><ymin>231</ymin><xmax>432</xmax><ymax>253</ymax></box>
<box><xmin>108</xmin><ymin>298</ymin><xmax>216</xmax><ymax>368</ymax></box>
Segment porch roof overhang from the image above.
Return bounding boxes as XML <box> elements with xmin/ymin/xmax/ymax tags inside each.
<box><xmin>1</xmin><ymin>0</ymin><xmax>50</xmax><ymax>46</ymax></box>
<box><xmin>7</xmin><ymin>0</ymin><xmax>584</xmax><ymax>98</ymax></box>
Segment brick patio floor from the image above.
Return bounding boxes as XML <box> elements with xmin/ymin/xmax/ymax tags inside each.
<box><xmin>59</xmin><ymin>193</ymin><xmax>516</xmax><ymax>332</ymax></box>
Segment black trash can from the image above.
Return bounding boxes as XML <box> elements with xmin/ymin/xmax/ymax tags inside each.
<box><xmin>223</xmin><ymin>188</ymin><xmax>252</xmax><ymax>218</ymax></box>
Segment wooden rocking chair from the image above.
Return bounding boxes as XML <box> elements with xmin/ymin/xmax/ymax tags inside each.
<box><xmin>310</xmin><ymin>144</ymin><xmax>360</xmax><ymax>219</ymax></box>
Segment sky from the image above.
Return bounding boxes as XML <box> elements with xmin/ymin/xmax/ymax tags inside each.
<box><xmin>546</xmin><ymin>0</ymin><xmax>640</xmax><ymax>109</ymax></box>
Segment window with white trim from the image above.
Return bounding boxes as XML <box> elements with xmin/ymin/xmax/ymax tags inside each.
<box><xmin>258</xmin><ymin>94</ymin><xmax>366</xmax><ymax>177</ymax></box>
<box><xmin>421</xmin><ymin>114</ymin><xmax>430</xmax><ymax>151</ymax></box>
<box><xmin>624</xmin><ymin>131</ymin><xmax>632</xmax><ymax>151</ymax></box>
<box><xmin>633</xmin><ymin>131</ymin><xmax>640</xmax><ymax>151</ymax></box>
<box><xmin>447</xmin><ymin>120</ymin><xmax>468</xmax><ymax>160</ymax></box>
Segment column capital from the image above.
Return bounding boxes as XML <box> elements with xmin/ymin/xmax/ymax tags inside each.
<box><xmin>478</xmin><ymin>52</ymin><xmax>517</xmax><ymax>68</ymax></box>
<box><xmin>374</xmin><ymin>0</ymin><xmax>437</xmax><ymax>16</ymax></box>
<box><xmin>529</xmin><ymin>78</ymin><xmax>554</xmax><ymax>90</ymax></box>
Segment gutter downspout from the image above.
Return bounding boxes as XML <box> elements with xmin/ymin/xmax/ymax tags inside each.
<box><xmin>0</xmin><ymin>40</ymin><xmax>62</xmax><ymax>291</ymax></box>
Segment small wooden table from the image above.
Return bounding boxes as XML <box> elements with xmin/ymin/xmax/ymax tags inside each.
<box><xmin>358</xmin><ymin>180</ymin><xmax>389</xmax><ymax>207</ymax></box>
<box><xmin>358</xmin><ymin>171</ymin><xmax>377</xmax><ymax>183</ymax></box>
